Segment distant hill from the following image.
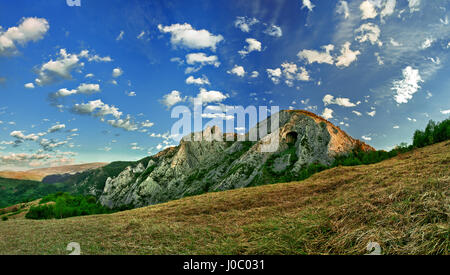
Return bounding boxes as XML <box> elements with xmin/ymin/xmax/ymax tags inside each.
<box><xmin>0</xmin><ymin>162</ymin><xmax>108</xmax><ymax>181</ymax></box>
<box><xmin>0</xmin><ymin>177</ymin><xmax>72</xmax><ymax>208</ymax></box>
<box><xmin>0</xmin><ymin>141</ymin><xmax>447</xmax><ymax>255</ymax></box>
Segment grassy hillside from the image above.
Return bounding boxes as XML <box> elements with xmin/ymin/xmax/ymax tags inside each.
<box><xmin>0</xmin><ymin>141</ymin><xmax>448</xmax><ymax>255</ymax></box>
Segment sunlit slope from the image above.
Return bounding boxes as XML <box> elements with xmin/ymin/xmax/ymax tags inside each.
<box><xmin>0</xmin><ymin>141</ymin><xmax>448</xmax><ymax>255</ymax></box>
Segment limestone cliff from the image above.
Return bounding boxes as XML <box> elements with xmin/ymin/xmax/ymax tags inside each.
<box><xmin>98</xmin><ymin>110</ymin><xmax>374</xmax><ymax>208</ymax></box>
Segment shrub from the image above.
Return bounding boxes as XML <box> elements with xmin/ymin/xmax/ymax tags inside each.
<box><xmin>2</xmin><ymin>216</ymin><xmax>8</xmax><ymax>221</ymax></box>
<box><xmin>26</xmin><ymin>193</ymin><xmax>113</xmax><ymax>220</ymax></box>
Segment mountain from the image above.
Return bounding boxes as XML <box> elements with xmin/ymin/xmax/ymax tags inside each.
<box><xmin>66</xmin><ymin>110</ymin><xmax>373</xmax><ymax>208</ymax></box>
<box><xmin>0</xmin><ymin>141</ymin><xmax>447</xmax><ymax>255</ymax></box>
<box><xmin>0</xmin><ymin>162</ymin><xmax>108</xmax><ymax>181</ymax></box>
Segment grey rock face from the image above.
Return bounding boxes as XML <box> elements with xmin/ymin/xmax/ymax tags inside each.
<box><xmin>98</xmin><ymin>110</ymin><xmax>374</xmax><ymax>208</ymax></box>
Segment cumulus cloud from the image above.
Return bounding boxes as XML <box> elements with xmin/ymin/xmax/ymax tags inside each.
<box><xmin>161</xmin><ymin>90</ymin><xmax>185</xmax><ymax>108</ymax></box>
<box><xmin>335</xmin><ymin>42</ymin><xmax>360</xmax><ymax>67</ymax></box>
<box><xmin>322</xmin><ymin>108</ymin><xmax>334</xmax><ymax>120</ymax></box>
<box><xmin>52</xmin><ymin>83</ymin><xmax>101</xmax><ymax>98</ymax></box>
<box><xmin>361</xmin><ymin>135</ymin><xmax>372</xmax><ymax>141</ymax></box>
<box><xmin>0</xmin><ymin>152</ymin><xmax>53</xmax><ymax>167</ymax></box>
<box><xmin>392</xmin><ymin>66</ymin><xmax>423</xmax><ymax>104</ymax></box>
<box><xmin>250</xmin><ymin>71</ymin><xmax>259</xmax><ymax>78</ymax></box>
<box><xmin>266</xmin><ymin>68</ymin><xmax>282</xmax><ymax>84</ymax></box>
<box><xmin>421</xmin><ymin>38</ymin><xmax>433</xmax><ymax>49</ymax></box>
<box><xmin>72</xmin><ymin>99</ymin><xmax>122</xmax><ymax>119</ymax></box>
<box><xmin>355</xmin><ymin>23</ymin><xmax>382</xmax><ymax>47</ymax></box>
<box><xmin>367</xmin><ymin>110</ymin><xmax>376</xmax><ymax>117</ymax></box>
<box><xmin>192</xmin><ymin>88</ymin><xmax>228</xmax><ymax>104</ymax></box>
<box><xmin>24</xmin><ymin>82</ymin><xmax>35</xmax><ymax>89</ymax></box>
<box><xmin>264</xmin><ymin>25</ymin><xmax>283</xmax><ymax>37</ymax></box>
<box><xmin>301</xmin><ymin>0</ymin><xmax>315</xmax><ymax>12</ymax></box>
<box><xmin>298</xmin><ymin>44</ymin><xmax>334</xmax><ymax>65</ymax></box>
<box><xmin>440</xmin><ymin>109</ymin><xmax>450</xmax><ymax>115</ymax></box>
<box><xmin>323</xmin><ymin>94</ymin><xmax>357</xmax><ymax>107</ymax></box>
<box><xmin>107</xmin><ymin>115</ymin><xmax>139</xmax><ymax>131</ymax></box>
<box><xmin>408</xmin><ymin>0</ymin><xmax>420</xmax><ymax>13</ymax></box>
<box><xmin>186</xmin><ymin>52</ymin><xmax>220</xmax><ymax>67</ymax></box>
<box><xmin>238</xmin><ymin>38</ymin><xmax>262</xmax><ymax>57</ymax></box>
<box><xmin>34</xmin><ymin>48</ymin><xmax>111</xmax><ymax>85</ymax></box>
<box><xmin>360</xmin><ymin>0</ymin><xmax>377</xmax><ymax>20</ymax></box>
<box><xmin>158</xmin><ymin>23</ymin><xmax>224</xmax><ymax>51</ymax></box>
<box><xmin>352</xmin><ymin>110</ymin><xmax>362</xmax><ymax>116</ymax></box>
<box><xmin>112</xmin><ymin>67</ymin><xmax>123</xmax><ymax>78</ymax></box>
<box><xmin>35</xmin><ymin>49</ymin><xmax>81</xmax><ymax>85</ymax></box>
<box><xmin>79</xmin><ymin>50</ymin><xmax>113</xmax><ymax>62</ymax></box>
<box><xmin>10</xmin><ymin>130</ymin><xmax>39</xmax><ymax>141</ymax></box>
<box><xmin>234</xmin><ymin>16</ymin><xmax>259</xmax><ymax>33</ymax></box>
<box><xmin>336</xmin><ymin>1</ymin><xmax>350</xmax><ymax>19</ymax></box>
<box><xmin>380</xmin><ymin>0</ymin><xmax>396</xmax><ymax>21</ymax></box>
<box><xmin>186</xmin><ymin>75</ymin><xmax>210</xmax><ymax>85</ymax></box>
<box><xmin>228</xmin><ymin>65</ymin><xmax>246</xmax><ymax>77</ymax></box>
<box><xmin>0</xmin><ymin>17</ymin><xmax>49</xmax><ymax>55</ymax></box>
<box><xmin>48</xmin><ymin>123</ymin><xmax>65</xmax><ymax>133</ymax></box>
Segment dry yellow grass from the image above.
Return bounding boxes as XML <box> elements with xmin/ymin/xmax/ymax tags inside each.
<box><xmin>0</xmin><ymin>142</ymin><xmax>448</xmax><ymax>255</ymax></box>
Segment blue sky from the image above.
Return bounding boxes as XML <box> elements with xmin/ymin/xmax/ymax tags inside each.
<box><xmin>0</xmin><ymin>0</ymin><xmax>449</xmax><ymax>169</ymax></box>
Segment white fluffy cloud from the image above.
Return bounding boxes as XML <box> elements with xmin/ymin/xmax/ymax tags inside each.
<box><xmin>266</xmin><ymin>68</ymin><xmax>282</xmax><ymax>84</ymax></box>
<box><xmin>440</xmin><ymin>109</ymin><xmax>450</xmax><ymax>115</ymax></box>
<box><xmin>264</xmin><ymin>25</ymin><xmax>283</xmax><ymax>37</ymax></box>
<box><xmin>107</xmin><ymin>115</ymin><xmax>139</xmax><ymax>131</ymax></box>
<box><xmin>352</xmin><ymin>110</ymin><xmax>362</xmax><ymax>116</ymax></box>
<box><xmin>323</xmin><ymin>94</ymin><xmax>357</xmax><ymax>107</ymax></box>
<box><xmin>336</xmin><ymin>1</ymin><xmax>350</xmax><ymax>19</ymax></box>
<box><xmin>408</xmin><ymin>0</ymin><xmax>421</xmax><ymax>13</ymax></box>
<box><xmin>52</xmin><ymin>83</ymin><xmax>101</xmax><ymax>98</ymax></box>
<box><xmin>360</xmin><ymin>0</ymin><xmax>377</xmax><ymax>20</ymax></box>
<box><xmin>355</xmin><ymin>23</ymin><xmax>382</xmax><ymax>47</ymax></box>
<box><xmin>234</xmin><ymin>17</ymin><xmax>259</xmax><ymax>33</ymax></box>
<box><xmin>34</xmin><ymin>48</ymin><xmax>111</xmax><ymax>85</ymax></box>
<box><xmin>380</xmin><ymin>0</ymin><xmax>396</xmax><ymax>21</ymax></box>
<box><xmin>322</xmin><ymin>108</ymin><xmax>334</xmax><ymax>120</ymax></box>
<box><xmin>192</xmin><ymin>88</ymin><xmax>228</xmax><ymax>104</ymax></box>
<box><xmin>302</xmin><ymin>0</ymin><xmax>315</xmax><ymax>12</ymax></box>
<box><xmin>298</xmin><ymin>44</ymin><xmax>334</xmax><ymax>65</ymax></box>
<box><xmin>335</xmin><ymin>42</ymin><xmax>360</xmax><ymax>67</ymax></box>
<box><xmin>72</xmin><ymin>99</ymin><xmax>122</xmax><ymax>119</ymax></box>
<box><xmin>112</xmin><ymin>67</ymin><xmax>123</xmax><ymax>78</ymax></box>
<box><xmin>161</xmin><ymin>90</ymin><xmax>185</xmax><ymax>107</ymax></box>
<box><xmin>238</xmin><ymin>38</ymin><xmax>262</xmax><ymax>57</ymax></box>
<box><xmin>10</xmin><ymin>130</ymin><xmax>39</xmax><ymax>141</ymax></box>
<box><xmin>361</xmin><ymin>135</ymin><xmax>372</xmax><ymax>141</ymax></box>
<box><xmin>392</xmin><ymin>66</ymin><xmax>423</xmax><ymax>104</ymax></box>
<box><xmin>158</xmin><ymin>23</ymin><xmax>224</xmax><ymax>51</ymax></box>
<box><xmin>228</xmin><ymin>65</ymin><xmax>246</xmax><ymax>77</ymax></box>
<box><xmin>47</xmin><ymin>123</ymin><xmax>66</xmax><ymax>133</ymax></box>
<box><xmin>367</xmin><ymin>110</ymin><xmax>376</xmax><ymax>117</ymax></box>
<box><xmin>0</xmin><ymin>17</ymin><xmax>49</xmax><ymax>55</ymax></box>
<box><xmin>186</xmin><ymin>75</ymin><xmax>210</xmax><ymax>85</ymax></box>
<box><xmin>250</xmin><ymin>71</ymin><xmax>259</xmax><ymax>78</ymax></box>
<box><xmin>35</xmin><ymin>49</ymin><xmax>81</xmax><ymax>85</ymax></box>
<box><xmin>186</xmin><ymin>52</ymin><xmax>220</xmax><ymax>67</ymax></box>
<box><xmin>24</xmin><ymin>82</ymin><xmax>35</xmax><ymax>89</ymax></box>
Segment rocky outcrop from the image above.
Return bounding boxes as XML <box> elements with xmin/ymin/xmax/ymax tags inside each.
<box><xmin>98</xmin><ymin>110</ymin><xmax>374</xmax><ymax>208</ymax></box>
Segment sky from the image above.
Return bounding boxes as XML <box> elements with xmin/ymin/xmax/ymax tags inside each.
<box><xmin>0</xmin><ymin>0</ymin><xmax>449</xmax><ymax>170</ymax></box>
